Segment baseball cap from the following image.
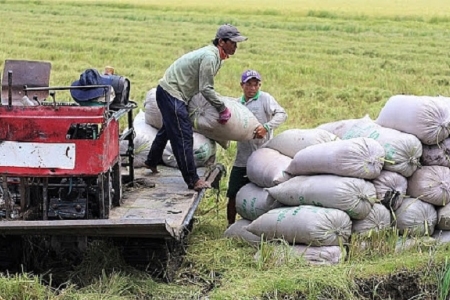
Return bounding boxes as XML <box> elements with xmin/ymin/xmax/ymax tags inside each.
<box><xmin>241</xmin><ymin>70</ymin><xmax>262</xmax><ymax>83</ymax></box>
<box><xmin>215</xmin><ymin>24</ymin><xmax>247</xmax><ymax>42</ymax></box>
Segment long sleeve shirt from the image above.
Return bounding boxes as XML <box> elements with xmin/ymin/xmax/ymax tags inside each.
<box><xmin>158</xmin><ymin>45</ymin><xmax>226</xmax><ymax>112</ymax></box>
<box><xmin>233</xmin><ymin>91</ymin><xmax>288</xmax><ymax>167</ymax></box>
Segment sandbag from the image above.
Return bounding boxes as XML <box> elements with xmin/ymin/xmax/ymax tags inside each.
<box><xmin>421</xmin><ymin>138</ymin><xmax>450</xmax><ymax>167</ymax></box>
<box><xmin>144</xmin><ymin>88</ymin><xmax>163</xmax><ymax>129</ymax></box>
<box><xmin>133</xmin><ymin>111</ymin><xmax>213</xmax><ymax>168</ymax></box>
<box><xmin>263</xmin><ymin>128</ymin><xmax>339</xmax><ymax>158</ymax></box>
<box><xmin>188</xmin><ymin>93</ymin><xmax>260</xmax><ymax>142</ymax></box>
<box><xmin>375</xmin><ymin>95</ymin><xmax>450</xmax><ymax>145</ymax></box>
<box><xmin>132</xmin><ymin>111</ymin><xmax>171</xmax><ymax>168</ymax></box>
<box><xmin>246</xmin><ymin>206</ymin><xmax>352</xmax><ymax>246</ymax></box>
<box><xmin>236</xmin><ymin>183</ymin><xmax>282</xmax><ymax>221</ymax></box>
<box><xmin>372</xmin><ymin>170</ymin><xmax>407</xmax><ymax>211</ymax></box>
<box><xmin>144</xmin><ymin>89</ymin><xmax>230</xmax><ymax>150</ymax></box>
<box><xmin>336</xmin><ymin>117</ymin><xmax>422</xmax><ymax>177</ymax></box>
<box><xmin>395</xmin><ymin>197</ymin><xmax>437</xmax><ymax>236</ymax></box>
<box><xmin>432</xmin><ymin>230</ymin><xmax>450</xmax><ymax>244</ymax></box>
<box><xmin>395</xmin><ymin>236</ymin><xmax>436</xmax><ymax>253</ymax></box>
<box><xmin>352</xmin><ymin>204</ymin><xmax>392</xmax><ymax>234</ymax></box>
<box><xmin>407</xmin><ymin>166</ymin><xmax>450</xmax><ymax>206</ymax></box>
<box><xmin>246</xmin><ymin>148</ymin><xmax>292</xmax><ymax>188</ymax></box>
<box><xmin>437</xmin><ymin>204</ymin><xmax>450</xmax><ymax>230</ymax></box>
<box><xmin>254</xmin><ymin>244</ymin><xmax>344</xmax><ymax>266</ymax></box>
<box><xmin>265</xmin><ymin>175</ymin><xmax>375</xmax><ymax>220</ymax></box>
<box><xmin>285</xmin><ymin>137</ymin><xmax>385</xmax><ymax>180</ymax></box>
<box><xmin>317</xmin><ymin>115</ymin><xmax>371</xmax><ymax>138</ymax></box>
<box><xmin>224</xmin><ymin>219</ymin><xmax>261</xmax><ymax>244</ymax></box>
<box><xmin>163</xmin><ymin>132</ymin><xmax>217</xmax><ymax>168</ymax></box>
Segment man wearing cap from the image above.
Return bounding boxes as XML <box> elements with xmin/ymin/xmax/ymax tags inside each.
<box><xmin>145</xmin><ymin>24</ymin><xmax>247</xmax><ymax>192</ymax></box>
<box><xmin>226</xmin><ymin>70</ymin><xmax>287</xmax><ymax>226</ymax></box>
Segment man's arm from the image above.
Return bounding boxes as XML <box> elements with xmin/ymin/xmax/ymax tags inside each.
<box><xmin>264</xmin><ymin>94</ymin><xmax>288</xmax><ymax>131</ymax></box>
<box><xmin>198</xmin><ymin>56</ymin><xmax>226</xmax><ymax>112</ymax></box>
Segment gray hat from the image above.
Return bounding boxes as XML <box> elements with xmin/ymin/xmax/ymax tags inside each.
<box><xmin>215</xmin><ymin>24</ymin><xmax>247</xmax><ymax>42</ymax></box>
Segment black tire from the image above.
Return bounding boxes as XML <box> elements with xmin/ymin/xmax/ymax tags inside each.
<box><xmin>111</xmin><ymin>162</ymin><xmax>122</xmax><ymax>207</ymax></box>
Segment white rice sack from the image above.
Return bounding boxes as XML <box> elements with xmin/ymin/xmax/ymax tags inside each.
<box><xmin>338</xmin><ymin>118</ymin><xmax>422</xmax><ymax>177</ymax></box>
<box><xmin>263</xmin><ymin>128</ymin><xmax>339</xmax><ymax>158</ymax></box>
<box><xmin>254</xmin><ymin>244</ymin><xmax>344</xmax><ymax>266</ymax></box>
<box><xmin>285</xmin><ymin>137</ymin><xmax>385</xmax><ymax>179</ymax></box>
<box><xmin>236</xmin><ymin>183</ymin><xmax>282</xmax><ymax>221</ymax></box>
<box><xmin>437</xmin><ymin>204</ymin><xmax>450</xmax><ymax>230</ymax></box>
<box><xmin>143</xmin><ymin>88</ymin><xmax>163</xmax><ymax>129</ymax></box>
<box><xmin>395</xmin><ymin>236</ymin><xmax>436</xmax><ymax>253</ymax></box>
<box><xmin>395</xmin><ymin>197</ymin><xmax>437</xmax><ymax>236</ymax></box>
<box><xmin>162</xmin><ymin>132</ymin><xmax>217</xmax><ymax>168</ymax></box>
<box><xmin>224</xmin><ymin>219</ymin><xmax>261</xmax><ymax>244</ymax></box>
<box><xmin>143</xmin><ymin>90</ymin><xmax>229</xmax><ymax>150</ymax></box>
<box><xmin>246</xmin><ymin>206</ymin><xmax>352</xmax><ymax>246</ymax></box>
<box><xmin>421</xmin><ymin>138</ymin><xmax>450</xmax><ymax>167</ymax></box>
<box><xmin>132</xmin><ymin>111</ymin><xmax>171</xmax><ymax>168</ymax></box>
<box><xmin>352</xmin><ymin>204</ymin><xmax>392</xmax><ymax>234</ymax></box>
<box><xmin>372</xmin><ymin>170</ymin><xmax>407</xmax><ymax>211</ymax></box>
<box><xmin>375</xmin><ymin>95</ymin><xmax>450</xmax><ymax>145</ymax></box>
<box><xmin>265</xmin><ymin>175</ymin><xmax>376</xmax><ymax>220</ymax></box>
<box><xmin>432</xmin><ymin>230</ymin><xmax>450</xmax><ymax>244</ymax></box>
<box><xmin>317</xmin><ymin>116</ymin><xmax>371</xmax><ymax>137</ymax></box>
<box><xmin>188</xmin><ymin>93</ymin><xmax>260</xmax><ymax>142</ymax></box>
<box><xmin>407</xmin><ymin>166</ymin><xmax>450</xmax><ymax>206</ymax></box>
<box><xmin>247</xmin><ymin>148</ymin><xmax>292</xmax><ymax>188</ymax></box>
<box><xmin>291</xmin><ymin>245</ymin><xmax>344</xmax><ymax>265</ymax></box>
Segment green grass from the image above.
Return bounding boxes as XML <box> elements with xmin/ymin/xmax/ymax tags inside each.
<box><xmin>1</xmin><ymin>0</ymin><xmax>450</xmax><ymax>298</ymax></box>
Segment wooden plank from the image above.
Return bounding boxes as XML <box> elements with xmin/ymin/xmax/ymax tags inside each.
<box><xmin>109</xmin><ymin>165</ymin><xmax>207</xmax><ymax>240</ymax></box>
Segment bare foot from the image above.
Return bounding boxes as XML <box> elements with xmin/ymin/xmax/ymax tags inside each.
<box><xmin>193</xmin><ymin>179</ymin><xmax>211</xmax><ymax>192</ymax></box>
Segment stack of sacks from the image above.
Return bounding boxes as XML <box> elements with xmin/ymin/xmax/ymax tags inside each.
<box><xmin>226</xmin><ymin>94</ymin><xmax>450</xmax><ymax>262</ymax></box>
<box><xmin>318</xmin><ymin>115</ymin><xmax>423</xmax><ymax>177</ymax></box>
<box><xmin>126</xmin><ymin>110</ymin><xmax>216</xmax><ymax>168</ymax></box>
<box><xmin>375</xmin><ymin>95</ymin><xmax>450</xmax><ymax>242</ymax></box>
<box><xmin>226</xmin><ymin>129</ymin><xmax>387</xmax><ymax>265</ymax></box>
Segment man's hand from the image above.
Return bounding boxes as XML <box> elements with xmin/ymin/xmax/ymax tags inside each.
<box><xmin>218</xmin><ymin>107</ymin><xmax>231</xmax><ymax>124</ymax></box>
<box><xmin>253</xmin><ymin>124</ymin><xmax>268</xmax><ymax>139</ymax></box>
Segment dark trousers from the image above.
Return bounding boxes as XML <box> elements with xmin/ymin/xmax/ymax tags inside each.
<box><xmin>145</xmin><ymin>85</ymin><xmax>199</xmax><ymax>189</ymax></box>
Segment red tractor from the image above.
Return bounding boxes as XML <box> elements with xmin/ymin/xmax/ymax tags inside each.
<box><xmin>0</xmin><ymin>59</ymin><xmax>223</xmax><ymax>281</ymax></box>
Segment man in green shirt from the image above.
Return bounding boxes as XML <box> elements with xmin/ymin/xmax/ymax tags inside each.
<box><xmin>145</xmin><ymin>24</ymin><xmax>247</xmax><ymax>192</ymax></box>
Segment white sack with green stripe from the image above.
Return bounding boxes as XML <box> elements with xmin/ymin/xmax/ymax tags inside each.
<box><xmin>144</xmin><ymin>88</ymin><xmax>163</xmax><ymax>129</ymax></box>
<box><xmin>352</xmin><ymin>203</ymin><xmax>392</xmax><ymax>234</ymax></box>
<box><xmin>421</xmin><ymin>138</ymin><xmax>450</xmax><ymax>167</ymax></box>
<box><xmin>162</xmin><ymin>132</ymin><xmax>217</xmax><ymax>168</ymax></box>
<box><xmin>254</xmin><ymin>244</ymin><xmax>344</xmax><ymax>265</ymax></box>
<box><xmin>285</xmin><ymin>137</ymin><xmax>385</xmax><ymax>180</ymax></box>
<box><xmin>331</xmin><ymin>117</ymin><xmax>422</xmax><ymax>177</ymax></box>
<box><xmin>144</xmin><ymin>88</ymin><xmax>230</xmax><ymax>149</ymax></box>
<box><xmin>407</xmin><ymin>166</ymin><xmax>450</xmax><ymax>206</ymax></box>
<box><xmin>224</xmin><ymin>219</ymin><xmax>261</xmax><ymax>244</ymax></box>
<box><xmin>395</xmin><ymin>197</ymin><xmax>437</xmax><ymax>236</ymax></box>
<box><xmin>236</xmin><ymin>182</ymin><xmax>282</xmax><ymax>221</ymax></box>
<box><xmin>246</xmin><ymin>148</ymin><xmax>292</xmax><ymax>188</ymax></box>
<box><xmin>188</xmin><ymin>93</ymin><xmax>260</xmax><ymax>142</ymax></box>
<box><xmin>375</xmin><ymin>95</ymin><xmax>450</xmax><ymax>145</ymax></box>
<box><xmin>132</xmin><ymin>111</ymin><xmax>214</xmax><ymax>168</ymax></box>
<box><xmin>372</xmin><ymin>170</ymin><xmax>407</xmax><ymax>211</ymax></box>
<box><xmin>265</xmin><ymin>175</ymin><xmax>376</xmax><ymax>220</ymax></box>
<box><xmin>262</xmin><ymin>128</ymin><xmax>339</xmax><ymax>158</ymax></box>
<box><xmin>246</xmin><ymin>206</ymin><xmax>352</xmax><ymax>246</ymax></box>
<box><xmin>437</xmin><ymin>204</ymin><xmax>450</xmax><ymax>231</ymax></box>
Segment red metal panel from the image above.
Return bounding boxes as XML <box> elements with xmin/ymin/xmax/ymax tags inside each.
<box><xmin>0</xmin><ymin>105</ymin><xmax>119</xmax><ymax>176</ymax></box>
